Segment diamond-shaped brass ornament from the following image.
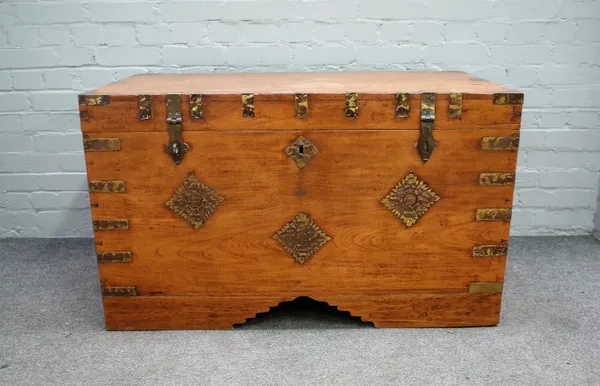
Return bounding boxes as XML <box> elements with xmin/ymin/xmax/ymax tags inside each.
<box><xmin>272</xmin><ymin>212</ymin><xmax>331</xmax><ymax>265</ymax></box>
<box><xmin>381</xmin><ymin>171</ymin><xmax>440</xmax><ymax>227</ymax></box>
<box><xmin>284</xmin><ymin>136</ymin><xmax>318</xmax><ymax>169</ymax></box>
<box><xmin>165</xmin><ymin>173</ymin><xmax>224</xmax><ymax>229</ymax></box>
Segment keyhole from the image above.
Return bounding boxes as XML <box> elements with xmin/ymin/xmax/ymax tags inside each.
<box><xmin>298</xmin><ymin>145</ymin><xmax>304</xmax><ymax>154</ymax></box>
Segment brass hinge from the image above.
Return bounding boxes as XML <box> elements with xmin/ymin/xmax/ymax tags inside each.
<box><xmin>295</xmin><ymin>93</ymin><xmax>308</xmax><ymax>119</ymax></box>
<box><xmin>345</xmin><ymin>92</ymin><xmax>358</xmax><ymax>118</ymax></box>
<box><xmin>449</xmin><ymin>92</ymin><xmax>462</xmax><ymax>118</ymax></box>
<box><xmin>165</xmin><ymin>94</ymin><xmax>188</xmax><ymax>165</ymax></box>
<box><xmin>242</xmin><ymin>93</ymin><xmax>255</xmax><ymax>117</ymax></box>
<box><xmin>395</xmin><ymin>93</ymin><xmax>409</xmax><ymax>118</ymax></box>
<box><xmin>190</xmin><ymin>94</ymin><xmax>204</xmax><ymax>119</ymax></box>
<box><xmin>418</xmin><ymin>93</ymin><xmax>436</xmax><ymax>162</ymax></box>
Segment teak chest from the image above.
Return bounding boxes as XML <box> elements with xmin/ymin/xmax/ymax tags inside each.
<box><xmin>80</xmin><ymin>71</ymin><xmax>522</xmax><ymax>330</ymax></box>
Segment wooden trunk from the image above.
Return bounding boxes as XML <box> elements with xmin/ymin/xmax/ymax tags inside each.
<box><xmin>80</xmin><ymin>72</ymin><xmax>522</xmax><ymax>330</ymax></box>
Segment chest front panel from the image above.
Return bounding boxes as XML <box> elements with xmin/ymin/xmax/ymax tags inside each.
<box><xmin>80</xmin><ymin>72</ymin><xmax>521</xmax><ymax>329</ymax></box>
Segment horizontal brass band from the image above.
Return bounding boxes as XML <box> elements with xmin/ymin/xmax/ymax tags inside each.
<box><xmin>448</xmin><ymin>92</ymin><xmax>462</xmax><ymax>118</ymax></box>
<box><xmin>83</xmin><ymin>137</ymin><xmax>121</xmax><ymax>152</ymax></box>
<box><xmin>476</xmin><ymin>208</ymin><xmax>512</xmax><ymax>222</ymax></box>
<box><xmin>93</xmin><ymin>219</ymin><xmax>129</xmax><ymax>230</ymax></box>
<box><xmin>469</xmin><ymin>282</ymin><xmax>504</xmax><ymax>294</ymax></box>
<box><xmin>79</xmin><ymin>95</ymin><xmax>110</xmax><ymax>106</ymax></box>
<box><xmin>472</xmin><ymin>244</ymin><xmax>508</xmax><ymax>257</ymax></box>
<box><xmin>97</xmin><ymin>251</ymin><xmax>133</xmax><ymax>263</ymax></box>
<box><xmin>88</xmin><ymin>180</ymin><xmax>126</xmax><ymax>193</ymax></box>
<box><xmin>481</xmin><ymin>135</ymin><xmax>519</xmax><ymax>151</ymax></box>
<box><xmin>102</xmin><ymin>286</ymin><xmax>137</xmax><ymax>297</ymax></box>
<box><xmin>138</xmin><ymin>95</ymin><xmax>152</xmax><ymax>120</ymax></box>
<box><xmin>479</xmin><ymin>172</ymin><xmax>515</xmax><ymax>186</ymax></box>
<box><xmin>493</xmin><ymin>93</ymin><xmax>524</xmax><ymax>105</ymax></box>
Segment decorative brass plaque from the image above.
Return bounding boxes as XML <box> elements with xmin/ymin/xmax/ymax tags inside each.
<box><xmin>272</xmin><ymin>212</ymin><xmax>331</xmax><ymax>265</ymax></box>
<box><xmin>469</xmin><ymin>282</ymin><xmax>504</xmax><ymax>294</ymax></box>
<box><xmin>449</xmin><ymin>92</ymin><xmax>463</xmax><ymax>118</ymax></box>
<box><xmin>242</xmin><ymin>93</ymin><xmax>255</xmax><ymax>117</ymax></box>
<box><xmin>479</xmin><ymin>173</ymin><xmax>515</xmax><ymax>186</ymax></box>
<box><xmin>165</xmin><ymin>173</ymin><xmax>224</xmax><ymax>229</ymax></box>
<box><xmin>83</xmin><ymin>137</ymin><xmax>121</xmax><ymax>152</ymax></box>
<box><xmin>284</xmin><ymin>136</ymin><xmax>318</xmax><ymax>169</ymax></box>
<box><xmin>79</xmin><ymin>95</ymin><xmax>109</xmax><ymax>106</ymax></box>
<box><xmin>476</xmin><ymin>208</ymin><xmax>512</xmax><ymax>222</ymax></box>
<box><xmin>472</xmin><ymin>244</ymin><xmax>508</xmax><ymax>257</ymax></box>
<box><xmin>97</xmin><ymin>251</ymin><xmax>133</xmax><ymax>263</ymax></box>
<box><xmin>102</xmin><ymin>286</ymin><xmax>137</xmax><ymax>297</ymax></box>
<box><xmin>88</xmin><ymin>180</ymin><xmax>126</xmax><ymax>193</ymax></box>
<box><xmin>93</xmin><ymin>219</ymin><xmax>129</xmax><ymax>231</ymax></box>
<box><xmin>493</xmin><ymin>93</ymin><xmax>524</xmax><ymax>105</ymax></box>
<box><xmin>395</xmin><ymin>93</ymin><xmax>409</xmax><ymax>118</ymax></box>
<box><xmin>481</xmin><ymin>135</ymin><xmax>519</xmax><ymax>151</ymax></box>
<box><xmin>345</xmin><ymin>92</ymin><xmax>358</xmax><ymax>118</ymax></box>
<box><xmin>190</xmin><ymin>94</ymin><xmax>204</xmax><ymax>119</ymax></box>
<box><xmin>295</xmin><ymin>93</ymin><xmax>308</xmax><ymax>118</ymax></box>
<box><xmin>418</xmin><ymin>93</ymin><xmax>436</xmax><ymax>162</ymax></box>
<box><xmin>381</xmin><ymin>171</ymin><xmax>440</xmax><ymax>227</ymax></box>
<box><xmin>138</xmin><ymin>95</ymin><xmax>152</xmax><ymax>120</ymax></box>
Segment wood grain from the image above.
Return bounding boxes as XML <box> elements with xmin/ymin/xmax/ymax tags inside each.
<box><xmin>86</xmin><ymin>129</ymin><xmax>516</xmax><ymax>297</ymax></box>
<box><xmin>103</xmin><ymin>293</ymin><xmax>501</xmax><ymax>330</ymax></box>
<box><xmin>80</xmin><ymin>94</ymin><xmax>522</xmax><ymax>133</ymax></box>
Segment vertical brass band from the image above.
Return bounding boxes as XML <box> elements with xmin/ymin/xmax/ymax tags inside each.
<box><xmin>190</xmin><ymin>94</ymin><xmax>204</xmax><ymax>119</ymax></box>
<box><xmin>475</xmin><ymin>208</ymin><xmax>512</xmax><ymax>222</ymax></box>
<box><xmin>295</xmin><ymin>93</ymin><xmax>308</xmax><ymax>118</ymax></box>
<box><xmin>138</xmin><ymin>95</ymin><xmax>153</xmax><ymax>120</ymax></box>
<box><xmin>242</xmin><ymin>93</ymin><xmax>255</xmax><ymax>117</ymax></box>
<box><xmin>395</xmin><ymin>93</ymin><xmax>409</xmax><ymax>118</ymax></box>
<box><xmin>345</xmin><ymin>92</ymin><xmax>358</xmax><ymax>118</ymax></box>
<box><xmin>449</xmin><ymin>92</ymin><xmax>462</xmax><ymax>118</ymax></box>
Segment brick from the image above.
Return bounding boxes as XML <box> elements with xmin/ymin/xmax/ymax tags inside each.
<box><xmin>170</xmin><ymin>23</ymin><xmax>208</xmax><ymax>44</ymax></box>
<box><xmin>34</xmin><ymin>132</ymin><xmax>83</xmax><ymax>152</ymax></box>
<box><xmin>475</xmin><ymin>21</ymin><xmax>510</xmax><ymax>43</ymax></box>
<box><xmin>527</xmin><ymin>151</ymin><xmax>600</xmax><ymax>171</ymax></box>
<box><xmin>569</xmin><ymin>112</ymin><xmax>600</xmax><ymax>129</ymax></box>
<box><xmin>427</xmin><ymin>1</ymin><xmax>494</xmax><ymax>20</ymax></box>
<box><xmin>494</xmin><ymin>0</ymin><xmax>561</xmax><ymax>19</ymax></box>
<box><xmin>54</xmin><ymin>47</ymin><xmax>95</xmax><ymax>66</ymax></box>
<box><xmin>0</xmin><ymin>174</ymin><xmax>41</xmax><ymax>191</ymax></box>
<box><xmin>542</xmin><ymin>22</ymin><xmax>577</xmax><ymax>43</ymax></box>
<box><xmin>206</xmin><ymin>22</ymin><xmax>243</xmax><ymax>43</ymax></box>
<box><xmin>96</xmin><ymin>47</ymin><xmax>161</xmax><ymax>66</ymax></box>
<box><xmin>39</xmin><ymin>26</ymin><xmax>72</xmax><ymax>46</ymax></box>
<box><xmin>345</xmin><ymin>22</ymin><xmax>379</xmax><ymax>42</ymax></box>
<box><xmin>355</xmin><ymin>44</ymin><xmax>422</xmax><ymax>65</ymax></box>
<box><xmin>44</xmin><ymin>70</ymin><xmax>77</xmax><ymax>90</ymax></box>
<box><xmin>472</xmin><ymin>67</ymin><xmax>506</xmax><ymax>85</ymax></box>
<box><xmin>1</xmin><ymin>193</ymin><xmax>32</xmax><ymax>210</ymax></box>
<box><xmin>104</xmin><ymin>25</ymin><xmax>137</xmax><ymax>46</ymax></box>
<box><xmin>0</xmin><ymin>92</ymin><xmax>30</xmax><ymax>112</ymax></box>
<box><xmin>378</xmin><ymin>22</ymin><xmax>413</xmax><ymax>41</ymax></box>
<box><xmin>159</xmin><ymin>2</ymin><xmax>223</xmax><ymax>22</ymax></box>
<box><xmin>39</xmin><ymin>173</ymin><xmax>88</xmax><ymax>191</ymax></box>
<box><xmin>36</xmin><ymin>209</ymin><xmax>93</xmax><ymax>237</ymax></box>
<box><xmin>519</xmin><ymin>189</ymin><xmax>598</xmax><ymax>208</ymax></box>
<box><xmin>17</xmin><ymin>4</ymin><xmax>86</xmax><ymax>24</ymax></box>
<box><xmin>162</xmin><ymin>46</ymin><xmax>226</xmax><ymax>66</ymax></box>
<box><xmin>0</xmin><ymin>71</ymin><xmax>12</xmax><ymax>90</ymax></box>
<box><xmin>536</xmin><ymin>112</ymin><xmax>569</xmax><ymax>129</ymax></box>
<box><xmin>539</xmin><ymin>171</ymin><xmax>599</xmax><ymax>189</ymax></box>
<box><xmin>506</xmin><ymin>22</ymin><xmax>545</xmax><ymax>44</ymax></box>
<box><xmin>552</xmin><ymin>89</ymin><xmax>600</xmax><ymax>108</ymax></box>
<box><xmin>12</xmin><ymin>71</ymin><xmax>44</xmax><ymax>90</ymax></box>
<box><xmin>31</xmin><ymin>192</ymin><xmax>90</xmax><ymax>210</ymax></box>
<box><xmin>291</xmin><ymin>44</ymin><xmax>353</xmax><ymax>66</ymax></box>
<box><xmin>312</xmin><ymin>23</ymin><xmax>345</xmax><ymax>42</ymax></box>
<box><xmin>0</xmin><ymin>154</ymin><xmax>31</xmax><ymax>173</ymax></box>
<box><xmin>554</xmin><ymin>44</ymin><xmax>600</xmax><ymax>65</ymax></box>
<box><xmin>560</xmin><ymin>1</ymin><xmax>600</xmax><ymax>18</ymax></box>
<box><xmin>537</xmin><ymin>66</ymin><xmax>580</xmax><ymax>85</ymax></box>
<box><xmin>49</xmin><ymin>113</ymin><xmax>82</xmax><ymax>132</ymax></box>
<box><xmin>506</xmin><ymin>67</ymin><xmax>538</xmax><ymax>88</ymax></box>
<box><xmin>280</xmin><ymin>23</ymin><xmax>315</xmax><ymax>43</ymax></box>
<box><xmin>0</xmin><ymin>212</ymin><xmax>39</xmax><ymax>238</ymax></box>
<box><xmin>7</xmin><ymin>26</ymin><xmax>39</xmax><ymax>47</ymax></box>
<box><xmin>443</xmin><ymin>22</ymin><xmax>476</xmax><ymax>42</ymax></box>
<box><xmin>29</xmin><ymin>153</ymin><xmax>85</xmax><ymax>173</ymax></box>
<box><xmin>136</xmin><ymin>24</ymin><xmax>172</xmax><ymax>45</ymax></box>
<box><xmin>0</xmin><ymin>133</ymin><xmax>33</xmax><ymax>152</ymax></box>
<box><xmin>534</xmin><ymin>210</ymin><xmax>594</xmax><ymax>230</ymax></box>
<box><xmin>221</xmin><ymin>1</ymin><xmax>296</xmax><ymax>21</ymax></box>
<box><xmin>573</xmin><ymin>20</ymin><xmax>600</xmax><ymax>42</ymax></box>
<box><xmin>422</xmin><ymin>44</ymin><xmax>488</xmax><ymax>65</ymax></box>
<box><xmin>71</xmin><ymin>24</ymin><xmax>104</xmax><ymax>45</ymax></box>
<box><xmin>77</xmin><ymin>69</ymin><xmax>114</xmax><ymax>90</ymax></box>
<box><xmin>514</xmin><ymin>170</ymin><xmax>540</xmax><ymax>188</ymax></box>
<box><xmin>518</xmin><ymin>88</ymin><xmax>552</xmax><ymax>108</ymax></box>
<box><xmin>489</xmin><ymin>45</ymin><xmax>553</xmax><ymax>66</ymax></box>
<box><xmin>542</xmin><ymin>130</ymin><xmax>600</xmax><ymax>151</ymax></box>
<box><xmin>227</xmin><ymin>45</ymin><xmax>294</xmax><ymax>66</ymax></box>
<box><xmin>411</xmin><ymin>21</ymin><xmax>444</xmax><ymax>44</ymax></box>
<box><xmin>21</xmin><ymin>113</ymin><xmax>51</xmax><ymax>132</ymax></box>
<box><xmin>359</xmin><ymin>1</ymin><xmax>425</xmax><ymax>20</ymax></box>
<box><xmin>30</xmin><ymin>92</ymin><xmax>78</xmax><ymax>111</ymax></box>
<box><xmin>87</xmin><ymin>2</ymin><xmax>156</xmax><ymax>23</ymax></box>
<box><xmin>244</xmin><ymin>24</ymin><xmax>282</xmax><ymax>43</ymax></box>
<box><xmin>0</xmin><ymin>115</ymin><xmax>21</xmax><ymax>132</ymax></box>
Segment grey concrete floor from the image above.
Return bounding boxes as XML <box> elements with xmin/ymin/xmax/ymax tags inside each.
<box><xmin>0</xmin><ymin>237</ymin><xmax>599</xmax><ymax>386</ymax></box>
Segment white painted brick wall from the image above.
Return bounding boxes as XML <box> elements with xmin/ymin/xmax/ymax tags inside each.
<box><xmin>0</xmin><ymin>0</ymin><xmax>599</xmax><ymax>237</ymax></box>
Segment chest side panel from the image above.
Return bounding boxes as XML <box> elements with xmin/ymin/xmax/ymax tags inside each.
<box><xmin>86</xmin><ymin>129</ymin><xmax>516</xmax><ymax>297</ymax></box>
